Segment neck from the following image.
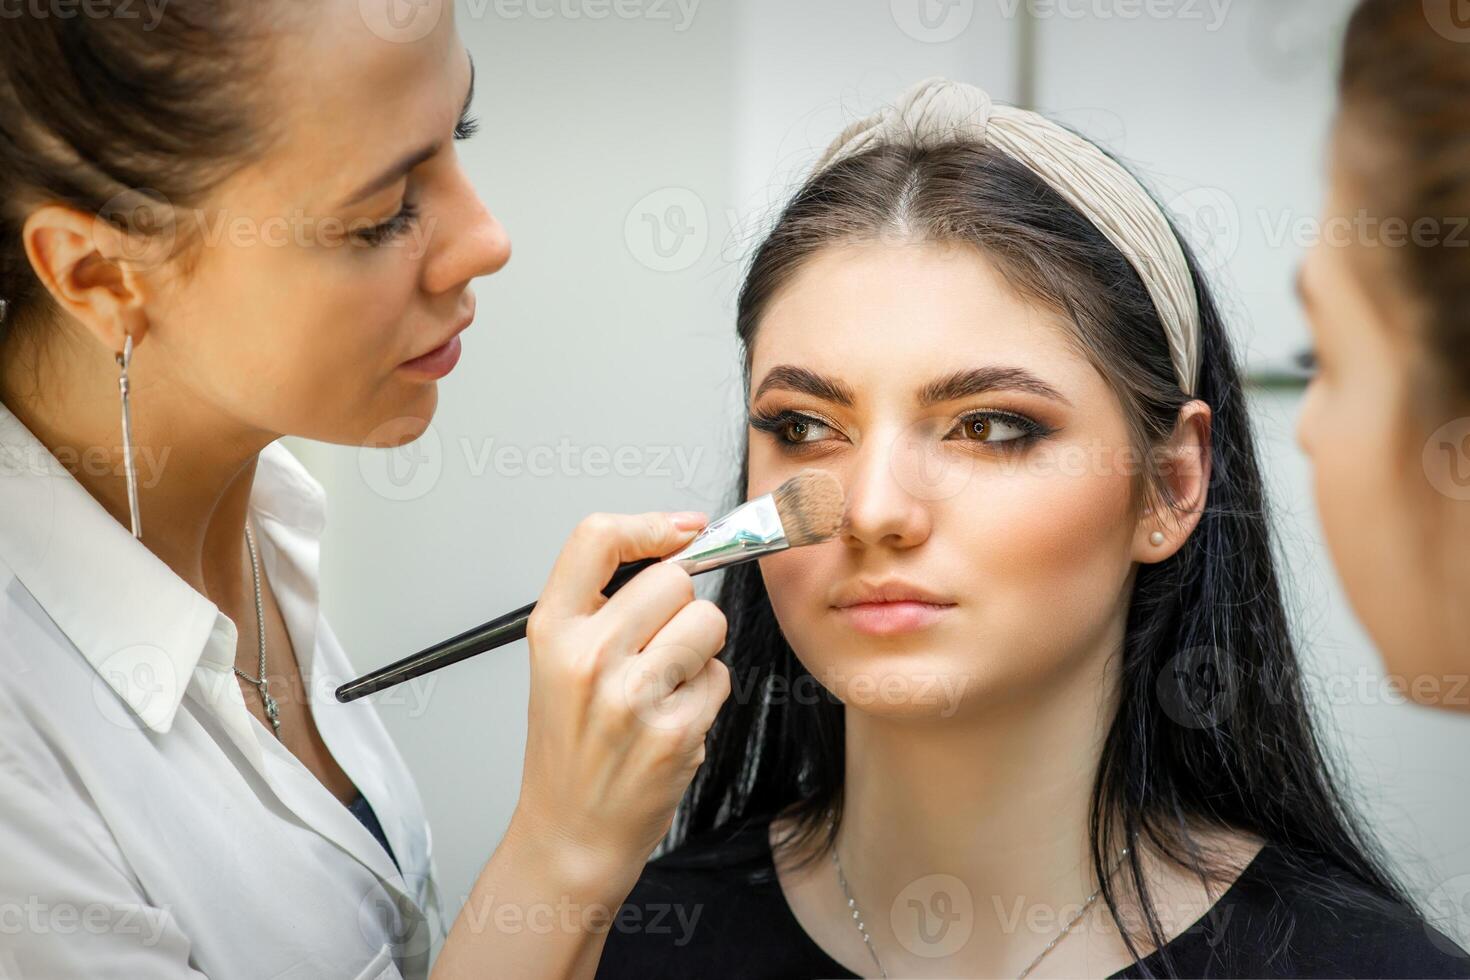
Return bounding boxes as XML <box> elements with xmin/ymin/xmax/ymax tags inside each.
<box><xmin>1</xmin><ymin>326</ymin><xmax>276</xmax><ymax>608</ymax></box>
<box><xmin>834</xmin><ymin>631</ymin><xmax>1126</xmax><ymax>974</ymax></box>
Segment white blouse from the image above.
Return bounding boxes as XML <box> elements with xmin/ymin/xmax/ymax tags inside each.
<box><xmin>0</xmin><ymin>400</ymin><xmax>446</xmax><ymax>979</ymax></box>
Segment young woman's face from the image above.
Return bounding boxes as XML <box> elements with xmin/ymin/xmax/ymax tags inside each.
<box><xmin>746</xmin><ymin>241</ymin><xmax>1162</xmax><ymax>719</ymax></box>
<box><xmin>1296</xmin><ymin>139</ymin><xmax>1470</xmax><ymax>710</ymax></box>
<box><xmin>142</xmin><ymin>0</ymin><xmax>509</xmax><ymax>447</ymax></box>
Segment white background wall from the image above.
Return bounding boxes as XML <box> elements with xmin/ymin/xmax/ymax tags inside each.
<box><xmin>288</xmin><ymin>0</ymin><xmax>1470</xmax><ymax>954</ymax></box>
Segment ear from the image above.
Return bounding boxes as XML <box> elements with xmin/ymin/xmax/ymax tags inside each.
<box><xmin>1134</xmin><ymin>399</ymin><xmax>1213</xmax><ymax>564</ymax></box>
<box><xmin>22</xmin><ymin>200</ymin><xmax>163</xmax><ymax>355</ymax></box>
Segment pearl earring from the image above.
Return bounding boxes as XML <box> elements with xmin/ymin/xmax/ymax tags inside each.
<box><xmin>1149</xmin><ymin>531</ymin><xmax>1166</xmax><ymax>546</ymax></box>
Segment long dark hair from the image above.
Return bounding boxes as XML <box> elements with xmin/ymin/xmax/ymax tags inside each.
<box><xmin>665</xmin><ymin>139</ymin><xmax>1414</xmax><ymax>976</ymax></box>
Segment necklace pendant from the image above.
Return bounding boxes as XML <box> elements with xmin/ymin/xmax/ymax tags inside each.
<box><xmin>262</xmin><ymin>686</ymin><xmax>281</xmax><ymax>733</ymax></box>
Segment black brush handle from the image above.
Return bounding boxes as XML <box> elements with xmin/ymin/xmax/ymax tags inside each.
<box><xmin>334</xmin><ymin>556</ymin><xmax>662</xmax><ymax>703</ymax></box>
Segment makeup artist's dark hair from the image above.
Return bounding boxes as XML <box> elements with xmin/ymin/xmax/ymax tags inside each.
<box><xmin>664</xmin><ymin>140</ymin><xmax>1416</xmax><ymax>975</ymax></box>
<box><xmin>0</xmin><ymin>3</ymin><xmax>289</xmax><ymax>350</ymax></box>
<box><xmin>1337</xmin><ymin>0</ymin><xmax>1470</xmax><ymax>415</ymax></box>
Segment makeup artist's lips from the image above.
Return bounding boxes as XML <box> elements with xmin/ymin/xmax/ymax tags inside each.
<box><xmin>831</xmin><ymin>581</ymin><xmax>958</xmax><ymax>637</ymax></box>
<box><xmin>399</xmin><ymin>305</ymin><xmax>475</xmax><ymax>379</ymax></box>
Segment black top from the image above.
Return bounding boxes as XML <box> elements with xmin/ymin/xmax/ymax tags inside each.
<box><xmin>346</xmin><ymin>790</ymin><xmax>400</xmax><ymax>875</ymax></box>
<box><xmin>596</xmin><ymin>814</ymin><xmax>1470</xmax><ymax>979</ymax></box>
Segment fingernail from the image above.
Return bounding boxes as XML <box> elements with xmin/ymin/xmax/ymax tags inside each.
<box><xmin>670</xmin><ymin>511</ymin><xmax>708</xmax><ymax>531</ymax></box>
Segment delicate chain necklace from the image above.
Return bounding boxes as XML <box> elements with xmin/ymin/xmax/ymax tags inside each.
<box><xmin>827</xmin><ymin>816</ymin><xmax>1130</xmax><ymax>979</ymax></box>
<box><xmin>233</xmin><ymin>519</ymin><xmax>282</xmax><ymax>737</ymax></box>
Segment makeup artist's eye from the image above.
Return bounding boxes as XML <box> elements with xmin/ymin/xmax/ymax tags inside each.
<box><xmin>353</xmin><ymin>200</ymin><xmax>421</xmax><ymax>248</ymax></box>
<box><xmin>1293</xmin><ymin>346</ymin><xmax>1320</xmax><ymax>377</ymax></box>
<box><xmin>950</xmin><ymin>410</ymin><xmax>1048</xmax><ymax>447</ymax></box>
<box><xmin>749</xmin><ymin>409</ymin><xmax>840</xmax><ymax>447</ymax></box>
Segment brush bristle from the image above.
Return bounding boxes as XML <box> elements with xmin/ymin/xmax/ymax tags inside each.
<box><xmin>772</xmin><ymin>469</ymin><xmax>846</xmax><ymax>548</ymax></box>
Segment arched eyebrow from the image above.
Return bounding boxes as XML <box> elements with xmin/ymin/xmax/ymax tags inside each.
<box><xmin>752</xmin><ymin>364</ymin><xmax>1071</xmax><ymax>408</ymax></box>
<box><xmin>336</xmin><ymin>50</ymin><xmax>476</xmax><ymax>209</ymax></box>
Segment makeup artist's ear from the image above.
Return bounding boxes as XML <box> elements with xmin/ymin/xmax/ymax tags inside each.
<box><xmin>1133</xmin><ymin>400</ymin><xmax>1212</xmax><ymax>564</ymax></box>
<box><xmin>23</xmin><ymin>201</ymin><xmax>160</xmax><ymax>353</ymax></box>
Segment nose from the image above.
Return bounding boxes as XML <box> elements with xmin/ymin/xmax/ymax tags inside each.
<box><xmin>422</xmin><ymin>164</ymin><xmax>512</xmax><ymax>295</ymax></box>
<box><xmin>839</xmin><ymin>425</ymin><xmax>933</xmax><ymax>552</ymax></box>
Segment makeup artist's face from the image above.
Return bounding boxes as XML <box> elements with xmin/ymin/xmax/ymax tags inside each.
<box><xmin>1296</xmin><ymin>141</ymin><xmax>1470</xmax><ymax>710</ymax></box>
<box><xmin>747</xmin><ymin>241</ymin><xmax>1161</xmax><ymax>719</ymax></box>
<box><xmin>146</xmin><ymin>0</ymin><xmax>509</xmax><ymax>446</ymax></box>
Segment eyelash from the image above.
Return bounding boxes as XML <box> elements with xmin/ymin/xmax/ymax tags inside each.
<box><xmin>1294</xmin><ymin>346</ymin><xmax>1320</xmax><ymax>376</ymax></box>
<box><xmin>748</xmin><ymin>408</ymin><xmax>1052</xmax><ymax>453</ymax></box>
<box><xmin>354</xmin><ymin>113</ymin><xmax>480</xmax><ymax>248</ymax></box>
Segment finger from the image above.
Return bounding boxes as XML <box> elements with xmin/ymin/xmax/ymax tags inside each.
<box><xmin>538</xmin><ymin>511</ymin><xmax>706</xmax><ymax>619</ymax></box>
<box><xmin>636</xmin><ymin>600</ymin><xmax>727</xmax><ymax>700</ymax></box>
<box><xmin>594</xmin><ymin>561</ymin><xmax>697</xmax><ymax>656</ymax></box>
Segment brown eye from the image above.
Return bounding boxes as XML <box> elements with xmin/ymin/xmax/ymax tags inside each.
<box><xmin>952</xmin><ymin>412</ymin><xmax>1040</xmax><ymax>445</ymax></box>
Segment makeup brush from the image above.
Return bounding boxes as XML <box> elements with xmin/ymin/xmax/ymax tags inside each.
<box><xmin>334</xmin><ymin>469</ymin><xmax>845</xmax><ymax>703</ymax></box>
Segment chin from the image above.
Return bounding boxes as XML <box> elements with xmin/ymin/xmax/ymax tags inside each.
<box><xmin>788</xmin><ymin>638</ymin><xmax>980</xmax><ymax>722</ymax></box>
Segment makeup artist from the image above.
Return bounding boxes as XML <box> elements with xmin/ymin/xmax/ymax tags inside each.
<box><xmin>0</xmin><ymin>2</ymin><xmax>729</xmax><ymax>978</ymax></box>
<box><xmin>1295</xmin><ymin>0</ymin><xmax>1470</xmax><ymax>714</ymax></box>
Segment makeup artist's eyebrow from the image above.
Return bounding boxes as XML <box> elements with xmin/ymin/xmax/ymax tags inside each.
<box><xmin>753</xmin><ymin>365</ymin><xmax>856</xmax><ymax>407</ymax></box>
<box><xmin>918</xmin><ymin>366</ymin><xmax>1072</xmax><ymax>407</ymax></box>
<box><xmin>336</xmin><ymin>50</ymin><xmax>476</xmax><ymax>209</ymax></box>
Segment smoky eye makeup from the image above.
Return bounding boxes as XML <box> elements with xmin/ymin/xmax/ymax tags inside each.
<box><xmin>747</xmin><ymin>405</ymin><xmax>1056</xmax><ymax>454</ymax></box>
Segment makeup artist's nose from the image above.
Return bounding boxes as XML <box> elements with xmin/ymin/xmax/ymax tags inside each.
<box><xmin>422</xmin><ymin>165</ymin><xmax>512</xmax><ymax>294</ymax></box>
<box><xmin>839</xmin><ymin>427</ymin><xmax>933</xmax><ymax>551</ymax></box>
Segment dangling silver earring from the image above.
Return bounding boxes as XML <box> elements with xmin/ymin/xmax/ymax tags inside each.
<box><xmin>115</xmin><ymin>333</ymin><xmax>142</xmax><ymax>540</ymax></box>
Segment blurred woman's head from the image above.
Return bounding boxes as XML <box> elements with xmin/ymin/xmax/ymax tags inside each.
<box><xmin>676</xmin><ymin>83</ymin><xmax>1406</xmax><ymax>972</ymax></box>
<box><xmin>1296</xmin><ymin>0</ymin><xmax>1470</xmax><ymax>708</ymax></box>
<box><xmin>0</xmin><ymin>0</ymin><xmax>509</xmax><ymax>448</ymax></box>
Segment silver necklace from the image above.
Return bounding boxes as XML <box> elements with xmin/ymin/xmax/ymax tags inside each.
<box><xmin>233</xmin><ymin>519</ymin><xmax>281</xmax><ymax>737</ymax></box>
<box><xmin>827</xmin><ymin>816</ymin><xmax>1130</xmax><ymax>979</ymax></box>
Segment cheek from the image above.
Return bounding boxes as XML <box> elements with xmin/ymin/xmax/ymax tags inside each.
<box><xmin>169</xmin><ymin>241</ymin><xmax>427</xmax><ymax>437</ymax></box>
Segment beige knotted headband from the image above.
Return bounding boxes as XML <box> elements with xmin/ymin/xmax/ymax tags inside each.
<box><xmin>813</xmin><ymin>77</ymin><xmax>1202</xmax><ymax>397</ymax></box>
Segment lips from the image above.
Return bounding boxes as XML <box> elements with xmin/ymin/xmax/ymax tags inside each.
<box><xmin>830</xmin><ymin>579</ymin><xmax>958</xmax><ymax>637</ymax></box>
<box><xmin>403</xmin><ymin>301</ymin><xmax>476</xmax><ymax>366</ymax></box>
<box><xmin>831</xmin><ymin>579</ymin><xmax>956</xmax><ymax>609</ymax></box>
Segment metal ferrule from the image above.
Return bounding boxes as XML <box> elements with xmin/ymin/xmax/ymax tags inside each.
<box><xmin>661</xmin><ymin>492</ymin><xmax>789</xmax><ymax>575</ymax></box>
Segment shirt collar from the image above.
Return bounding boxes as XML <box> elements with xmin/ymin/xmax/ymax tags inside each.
<box><xmin>0</xmin><ymin>399</ymin><xmax>327</xmax><ymax>734</ymax></box>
